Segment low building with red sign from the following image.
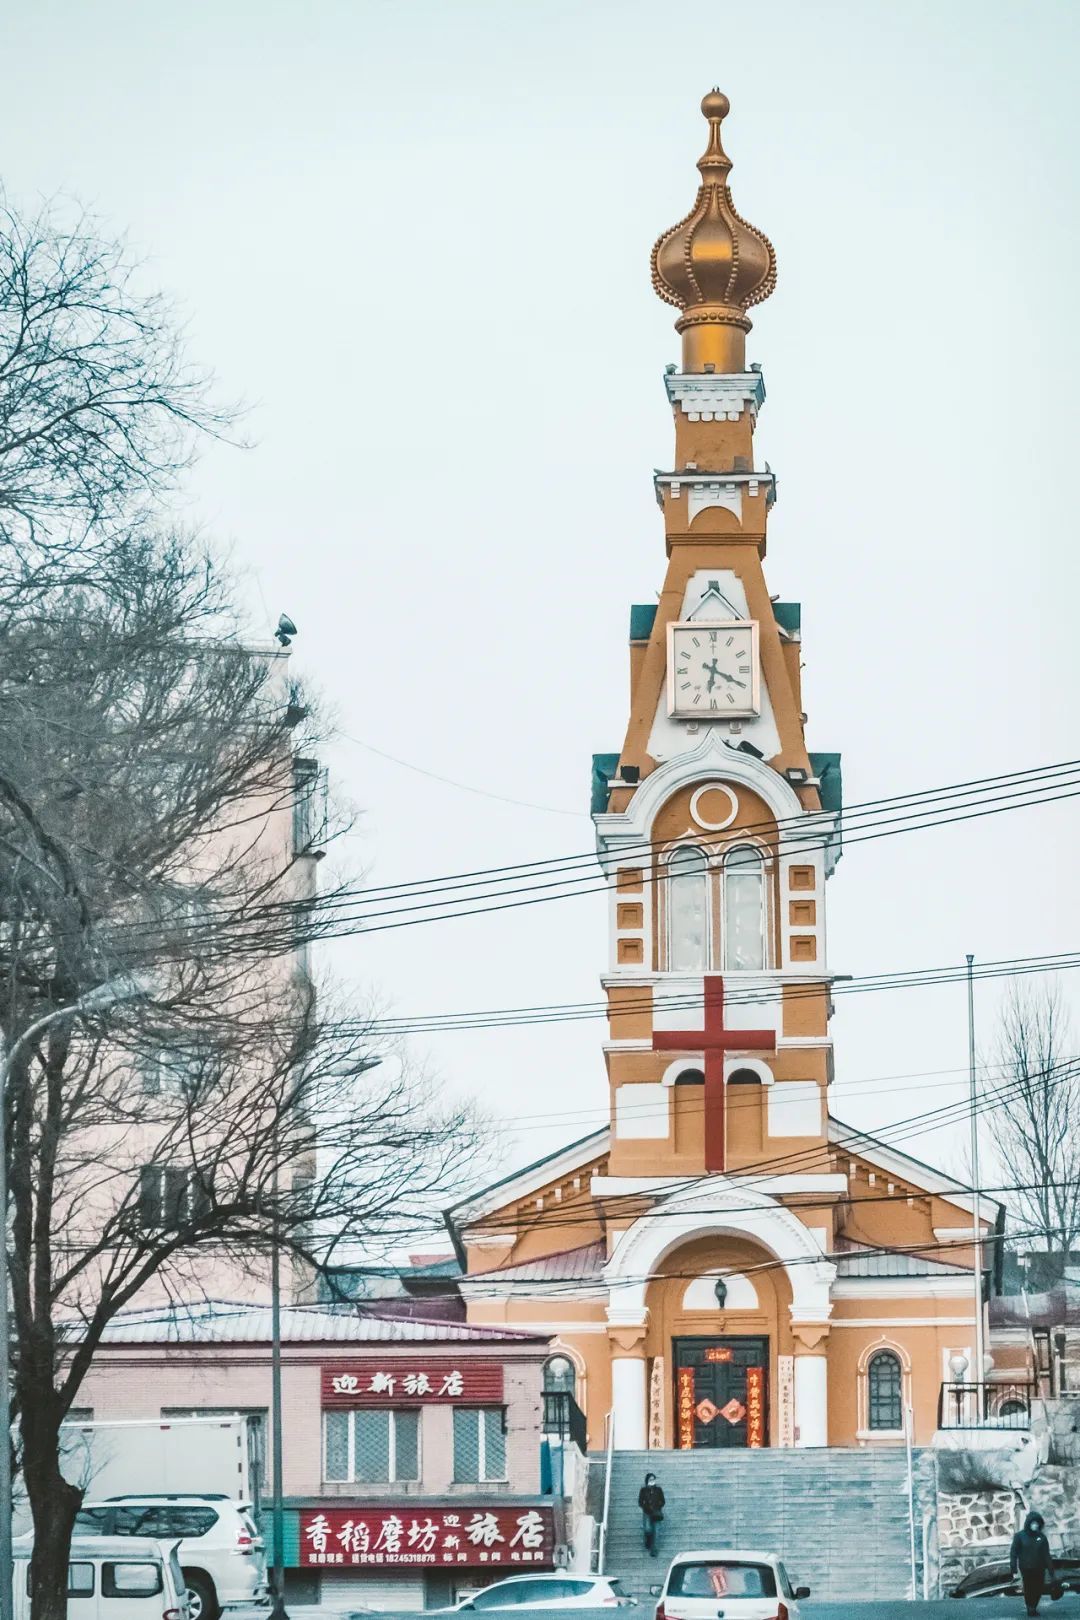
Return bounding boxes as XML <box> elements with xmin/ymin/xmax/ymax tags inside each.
<box><xmin>72</xmin><ymin>1300</ymin><xmax>557</xmax><ymax>1609</ymax></box>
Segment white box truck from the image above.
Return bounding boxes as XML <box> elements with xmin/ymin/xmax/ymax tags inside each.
<box><xmin>58</xmin><ymin>1415</ymin><xmax>261</xmax><ymax>1506</ymax></box>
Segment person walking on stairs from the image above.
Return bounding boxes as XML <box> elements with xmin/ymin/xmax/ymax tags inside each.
<box><xmin>639</xmin><ymin>1471</ymin><xmax>665</xmax><ymax>1558</ymax></box>
<box><xmin>1010</xmin><ymin>1510</ymin><xmax>1055</xmax><ymax>1616</ymax></box>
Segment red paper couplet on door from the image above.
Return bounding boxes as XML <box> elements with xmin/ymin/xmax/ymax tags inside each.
<box><xmin>746</xmin><ymin>1365</ymin><xmax>765</xmax><ymax>1448</ymax></box>
<box><xmin>677</xmin><ymin>1366</ymin><xmax>696</xmax><ymax>1449</ymax></box>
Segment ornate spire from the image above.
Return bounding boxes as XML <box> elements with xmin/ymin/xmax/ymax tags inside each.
<box><xmin>652</xmin><ymin>90</ymin><xmax>777</xmax><ymax>373</ymax></box>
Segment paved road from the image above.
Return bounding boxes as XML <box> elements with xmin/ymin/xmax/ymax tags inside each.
<box><xmin>340</xmin><ymin>1605</ymin><xmax>1080</xmax><ymax>1619</ymax></box>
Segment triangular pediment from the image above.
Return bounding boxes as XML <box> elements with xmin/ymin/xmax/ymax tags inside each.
<box><xmin>685</xmin><ymin>579</ymin><xmax>745</xmax><ymax>622</ymax></box>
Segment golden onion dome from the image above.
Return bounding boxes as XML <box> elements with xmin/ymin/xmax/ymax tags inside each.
<box><xmin>652</xmin><ymin>90</ymin><xmax>777</xmax><ymax>370</ymax></box>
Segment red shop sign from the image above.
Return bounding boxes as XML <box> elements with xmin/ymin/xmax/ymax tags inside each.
<box><xmin>299</xmin><ymin>1506</ymin><xmax>555</xmax><ymax>1569</ymax></box>
<box><xmin>321</xmin><ymin>1359</ymin><xmax>504</xmax><ymax>1406</ymax></box>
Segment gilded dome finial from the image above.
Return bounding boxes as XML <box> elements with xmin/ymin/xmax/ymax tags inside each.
<box><xmin>652</xmin><ymin>90</ymin><xmax>777</xmax><ymax>372</ymax></box>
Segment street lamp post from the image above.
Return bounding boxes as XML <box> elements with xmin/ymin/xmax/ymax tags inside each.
<box><xmin>966</xmin><ymin>955</ymin><xmax>987</xmax><ymax>1416</ymax></box>
<box><xmin>0</xmin><ymin>974</ymin><xmax>150</xmax><ymax>1620</ymax></box>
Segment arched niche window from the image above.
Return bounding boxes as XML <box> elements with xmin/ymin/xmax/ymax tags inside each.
<box><xmin>672</xmin><ymin>1068</ymin><xmax>704</xmax><ymax>1156</ymax></box>
<box><xmin>666</xmin><ymin>846</ymin><xmax>709</xmax><ymax>972</ymax></box>
<box><xmin>723</xmin><ymin>845</ymin><xmax>766</xmax><ymax>971</ymax></box>
<box><xmin>867</xmin><ymin>1350</ymin><xmax>904</xmax><ymax>1432</ymax></box>
<box><xmin>726</xmin><ymin>1067</ymin><xmax>764</xmax><ymax>1154</ymax></box>
<box><xmin>543</xmin><ymin>1355</ymin><xmax>576</xmax><ymax>1398</ymax></box>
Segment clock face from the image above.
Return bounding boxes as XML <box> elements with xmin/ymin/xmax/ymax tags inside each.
<box><xmin>667</xmin><ymin>620</ymin><xmax>760</xmax><ymax>718</ymax></box>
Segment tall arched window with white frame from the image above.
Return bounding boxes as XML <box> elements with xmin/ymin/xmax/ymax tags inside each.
<box><xmin>723</xmin><ymin>844</ymin><xmax>766</xmax><ymax>970</ymax></box>
<box><xmin>666</xmin><ymin>846</ymin><xmax>709</xmax><ymax>972</ymax></box>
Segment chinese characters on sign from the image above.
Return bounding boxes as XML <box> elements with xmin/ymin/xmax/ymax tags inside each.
<box><xmin>746</xmin><ymin>1365</ymin><xmax>765</xmax><ymax>1448</ymax></box>
<box><xmin>677</xmin><ymin>1366</ymin><xmax>695</xmax><ymax>1449</ymax></box>
<box><xmin>704</xmin><ymin>1346</ymin><xmax>735</xmax><ymax>1363</ymax></box>
<box><xmin>777</xmin><ymin>1354</ymin><xmax>795</xmax><ymax>1448</ymax></box>
<box><xmin>321</xmin><ymin>1360</ymin><xmax>504</xmax><ymax>1406</ymax></box>
<box><xmin>299</xmin><ymin>1507</ymin><xmax>555</xmax><ymax>1569</ymax></box>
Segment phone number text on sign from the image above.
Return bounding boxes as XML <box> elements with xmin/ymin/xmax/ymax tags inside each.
<box><xmin>299</xmin><ymin>1507</ymin><xmax>555</xmax><ymax>1568</ymax></box>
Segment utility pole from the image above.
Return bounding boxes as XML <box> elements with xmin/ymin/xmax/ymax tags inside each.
<box><xmin>270</xmin><ymin>1211</ymin><xmax>288</xmax><ymax>1620</ymax></box>
<box><xmin>967</xmin><ymin>954</ymin><xmax>987</xmax><ymax>1411</ymax></box>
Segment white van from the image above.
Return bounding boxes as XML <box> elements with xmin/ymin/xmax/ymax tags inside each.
<box><xmin>13</xmin><ymin>1536</ymin><xmax>188</xmax><ymax>1620</ymax></box>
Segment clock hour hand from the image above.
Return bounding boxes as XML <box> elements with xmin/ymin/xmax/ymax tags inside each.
<box><xmin>703</xmin><ymin>657</ymin><xmax>721</xmax><ymax>692</ymax></box>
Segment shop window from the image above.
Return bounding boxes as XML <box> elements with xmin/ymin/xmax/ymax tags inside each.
<box><xmin>453</xmin><ymin>1407</ymin><xmax>506</xmax><ymax>1483</ymax></box>
<box><xmin>323</xmin><ymin>1409</ymin><xmax>420</xmax><ymax>1484</ymax></box>
<box><xmin>867</xmin><ymin>1350</ymin><xmax>903</xmax><ymax>1431</ymax></box>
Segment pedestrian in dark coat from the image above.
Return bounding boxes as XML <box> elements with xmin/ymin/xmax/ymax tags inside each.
<box><xmin>639</xmin><ymin>1471</ymin><xmax>665</xmax><ymax>1557</ymax></box>
<box><xmin>1010</xmin><ymin>1510</ymin><xmax>1055</xmax><ymax>1616</ymax></box>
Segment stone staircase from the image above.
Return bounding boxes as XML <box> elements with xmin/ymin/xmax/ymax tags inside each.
<box><xmin>595</xmin><ymin>1448</ymin><xmax>920</xmax><ymax>1603</ymax></box>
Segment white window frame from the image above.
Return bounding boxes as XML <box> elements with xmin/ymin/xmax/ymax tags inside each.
<box><xmin>454</xmin><ymin>1407</ymin><xmax>508</xmax><ymax>1484</ymax></box>
<box><xmin>721</xmin><ymin>840</ymin><xmax>771</xmax><ymax>972</ymax></box>
<box><xmin>322</xmin><ymin>1408</ymin><xmax>421</xmax><ymax>1484</ymax></box>
<box><xmin>663</xmin><ymin>844</ymin><xmax>712</xmax><ymax>973</ymax></box>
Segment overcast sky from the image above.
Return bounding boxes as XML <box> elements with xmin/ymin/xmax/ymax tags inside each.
<box><xmin>5</xmin><ymin>1</ymin><xmax>1079</xmax><ymax>1201</ymax></box>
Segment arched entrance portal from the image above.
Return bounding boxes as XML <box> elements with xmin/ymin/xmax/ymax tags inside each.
<box><xmin>647</xmin><ymin>1232</ymin><xmax>788</xmax><ymax>1450</ymax></box>
<box><xmin>604</xmin><ymin>1183</ymin><xmax>835</xmax><ymax>1452</ymax></box>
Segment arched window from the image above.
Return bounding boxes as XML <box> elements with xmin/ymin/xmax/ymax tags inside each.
<box><xmin>543</xmin><ymin>1355</ymin><xmax>576</xmax><ymax>1398</ymax></box>
<box><xmin>672</xmin><ymin>1069</ymin><xmax>705</xmax><ymax>1156</ymax></box>
<box><xmin>867</xmin><ymin>1350</ymin><xmax>903</xmax><ymax>1431</ymax></box>
<box><xmin>726</xmin><ymin>1068</ymin><xmax>763</xmax><ymax>1154</ymax></box>
<box><xmin>724</xmin><ymin>845</ymin><xmax>766</xmax><ymax>970</ymax></box>
<box><xmin>666</xmin><ymin>846</ymin><xmax>709</xmax><ymax>972</ymax></box>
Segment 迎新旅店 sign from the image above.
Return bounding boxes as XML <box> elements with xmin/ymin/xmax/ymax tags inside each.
<box><xmin>320</xmin><ymin>1359</ymin><xmax>504</xmax><ymax>1406</ymax></box>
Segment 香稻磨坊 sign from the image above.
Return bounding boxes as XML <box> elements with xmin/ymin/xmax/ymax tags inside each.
<box><xmin>299</xmin><ymin>1506</ymin><xmax>554</xmax><ymax>1568</ymax></box>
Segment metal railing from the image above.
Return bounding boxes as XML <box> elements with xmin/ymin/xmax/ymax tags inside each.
<box><xmin>937</xmin><ymin>1379</ymin><xmax>1036</xmax><ymax>1430</ymax></box>
<box><xmin>542</xmin><ymin>1391</ymin><xmax>588</xmax><ymax>1454</ymax></box>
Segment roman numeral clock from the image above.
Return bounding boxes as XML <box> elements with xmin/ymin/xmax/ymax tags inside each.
<box><xmin>666</xmin><ymin>619</ymin><xmax>761</xmax><ymax>718</ymax></box>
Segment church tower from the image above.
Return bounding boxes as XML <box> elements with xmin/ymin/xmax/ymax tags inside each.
<box><xmin>451</xmin><ymin>92</ymin><xmax>987</xmax><ymax>1463</ymax></box>
<box><xmin>593</xmin><ymin>90</ymin><xmax>841</xmax><ymax>1186</ymax></box>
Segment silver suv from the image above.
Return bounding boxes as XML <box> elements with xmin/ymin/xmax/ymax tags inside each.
<box><xmin>74</xmin><ymin>1495</ymin><xmax>269</xmax><ymax>1620</ymax></box>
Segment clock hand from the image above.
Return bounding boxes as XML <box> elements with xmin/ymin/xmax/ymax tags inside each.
<box><xmin>703</xmin><ymin>657</ymin><xmax>721</xmax><ymax>692</ymax></box>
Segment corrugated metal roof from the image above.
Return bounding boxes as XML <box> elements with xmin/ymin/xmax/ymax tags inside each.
<box><xmin>72</xmin><ymin>1301</ymin><xmax>547</xmax><ymax>1346</ymax></box>
<box><xmin>466</xmin><ymin>1242</ymin><xmax>605</xmax><ymax>1285</ymax></box>
<box><xmin>835</xmin><ymin>1247</ymin><xmax>967</xmax><ymax>1279</ymax></box>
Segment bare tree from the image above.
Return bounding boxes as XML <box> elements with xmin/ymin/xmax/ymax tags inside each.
<box><xmin>0</xmin><ymin>193</ymin><xmax>234</xmax><ymax>596</ymax></box>
<box><xmin>0</xmin><ymin>528</ymin><xmax>483</xmax><ymax>1618</ymax></box>
<box><xmin>981</xmin><ymin>980</ymin><xmax>1080</xmax><ymax>1278</ymax></box>
<box><xmin>0</xmin><ymin>186</ymin><xmax>483</xmax><ymax>1620</ymax></box>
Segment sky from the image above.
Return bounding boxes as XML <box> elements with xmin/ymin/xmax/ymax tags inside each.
<box><xmin>4</xmin><ymin>0</ymin><xmax>1079</xmax><ymax>1207</ymax></box>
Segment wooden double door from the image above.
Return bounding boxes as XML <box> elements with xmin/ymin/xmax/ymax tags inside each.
<box><xmin>674</xmin><ymin>1336</ymin><xmax>769</xmax><ymax>1449</ymax></box>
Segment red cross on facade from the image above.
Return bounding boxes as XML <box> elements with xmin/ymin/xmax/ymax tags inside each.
<box><xmin>652</xmin><ymin>975</ymin><xmax>774</xmax><ymax>1172</ymax></box>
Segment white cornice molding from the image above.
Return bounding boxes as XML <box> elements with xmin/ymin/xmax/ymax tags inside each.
<box><xmin>830</xmin><ymin>1120</ymin><xmax>995</xmax><ymax>1220</ymax></box>
<box><xmin>654</xmin><ymin>468</ymin><xmax>777</xmax><ymax>523</ymax></box>
<box><xmin>831</xmin><ymin>1277</ymin><xmax>974</xmax><ymax>1300</ymax></box>
<box><xmin>663</xmin><ymin>369</ymin><xmax>766</xmax><ymax>424</ymax></box>
<box><xmin>591</xmin><ymin>1173</ymin><xmax>848</xmax><ymax>1198</ymax></box>
<box><xmin>450</xmin><ymin>1129</ymin><xmax>610</xmax><ymax>1229</ymax></box>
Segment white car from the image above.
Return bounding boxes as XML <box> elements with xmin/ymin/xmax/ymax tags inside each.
<box><xmin>13</xmin><ymin>1535</ymin><xmax>189</xmax><ymax>1620</ymax></box>
<box><xmin>73</xmin><ymin>1496</ymin><xmax>269</xmax><ymax>1620</ymax></box>
<box><xmin>445</xmin><ymin>1572</ymin><xmax>628</xmax><ymax>1609</ymax></box>
<box><xmin>655</xmin><ymin>1550</ymin><xmax>810</xmax><ymax>1620</ymax></box>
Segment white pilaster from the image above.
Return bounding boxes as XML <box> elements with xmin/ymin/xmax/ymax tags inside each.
<box><xmin>611</xmin><ymin>1355</ymin><xmax>649</xmax><ymax>1450</ymax></box>
<box><xmin>794</xmin><ymin>1354</ymin><xmax>829</xmax><ymax>1447</ymax></box>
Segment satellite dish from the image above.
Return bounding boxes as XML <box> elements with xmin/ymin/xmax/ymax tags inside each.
<box><xmin>275</xmin><ymin>613</ymin><xmax>298</xmax><ymax>647</ymax></box>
